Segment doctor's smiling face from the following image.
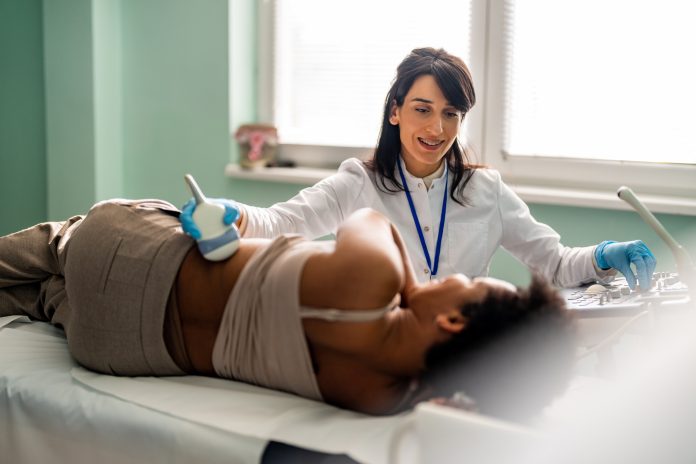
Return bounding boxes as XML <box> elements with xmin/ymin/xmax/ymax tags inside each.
<box><xmin>389</xmin><ymin>74</ymin><xmax>462</xmax><ymax>178</ymax></box>
<box><xmin>369</xmin><ymin>48</ymin><xmax>476</xmax><ymax>199</ymax></box>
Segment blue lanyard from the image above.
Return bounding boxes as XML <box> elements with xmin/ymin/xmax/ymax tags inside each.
<box><xmin>397</xmin><ymin>160</ymin><xmax>448</xmax><ymax>277</ymax></box>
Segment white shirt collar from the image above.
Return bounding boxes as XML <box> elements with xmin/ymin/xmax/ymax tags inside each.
<box><xmin>398</xmin><ymin>155</ymin><xmax>447</xmax><ymax>191</ymax></box>
<box><xmin>422</xmin><ymin>162</ymin><xmax>446</xmax><ymax>190</ymax></box>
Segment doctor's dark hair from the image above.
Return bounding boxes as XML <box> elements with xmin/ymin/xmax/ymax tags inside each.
<box><xmin>421</xmin><ymin>276</ymin><xmax>577</xmax><ymax>423</ymax></box>
<box><xmin>364</xmin><ymin>47</ymin><xmax>480</xmax><ymax>206</ymax></box>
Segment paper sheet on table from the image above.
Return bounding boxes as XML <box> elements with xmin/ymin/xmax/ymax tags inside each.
<box><xmin>72</xmin><ymin>367</ymin><xmax>411</xmax><ymax>464</ymax></box>
<box><xmin>0</xmin><ymin>315</ymin><xmax>30</xmax><ymax>330</ymax></box>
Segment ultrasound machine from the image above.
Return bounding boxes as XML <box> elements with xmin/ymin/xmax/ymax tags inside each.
<box><xmin>405</xmin><ymin>187</ymin><xmax>695</xmax><ymax>464</ymax></box>
<box><xmin>562</xmin><ymin>186</ymin><xmax>695</xmax><ymax>317</ymax></box>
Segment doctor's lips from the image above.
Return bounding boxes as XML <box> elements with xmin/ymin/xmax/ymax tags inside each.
<box><xmin>418</xmin><ymin>137</ymin><xmax>445</xmax><ymax>149</ymax></box>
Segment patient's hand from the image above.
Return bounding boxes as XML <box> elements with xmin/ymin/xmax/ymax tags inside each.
<box><xmin>430</xmin><ymin>392</ymin><xmax>478</xmax><ymax>412</ymax></box>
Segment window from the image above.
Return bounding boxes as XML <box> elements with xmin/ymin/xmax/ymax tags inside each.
<box><xmin>504</xmin><ymin>0</ymin><xmax>696</xmax><ymax>165</ymax></box>
<box><xmin>254</xmin><ymin>0</ymin><xmax>696</xmax><ymax>210</ymax></box>
<box><xmin>261</xmin><ymin>0</ymin><xmax>472</xmax><ymax>148</ymax></box>
<box><xmin>483</xmin><ymin>0</ymin><xmax>696</xmax><ymax>203</ymax></box>
<box><xmin>256</xmin><ymin>0</ymin><xmax>475</xmax><ymax>168</ymax></box>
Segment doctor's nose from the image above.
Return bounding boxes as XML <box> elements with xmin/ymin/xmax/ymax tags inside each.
<box><xmin>425</xmin><ymin>117</ymin><xmax>444</xmax><ymax>135</ymax></box>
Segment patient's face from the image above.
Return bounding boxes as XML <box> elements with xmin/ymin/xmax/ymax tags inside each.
<box><xmin>409</xmin><ymin>274</ymin><xmax>518</xmax><ymax>322</ymax></box>
<box><xmin>472</xmin><ymin>276</ymin><xmax>517</xmax><ymax>294</ymax></box>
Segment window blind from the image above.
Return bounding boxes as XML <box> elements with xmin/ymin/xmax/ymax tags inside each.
<box><xmin>273</xmin><ymin>0</ymin><xmax>472</xmax><ymax>147</ymax></box>
<box><xmin>503</xmin><ymin>0</ymin><xmax>696</xmax><ymax>164</ymax></box>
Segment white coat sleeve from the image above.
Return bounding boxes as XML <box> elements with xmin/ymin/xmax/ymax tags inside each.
<box><xmin>495</xmin><ymin>172</ymin><xmax>613</xmax><ymax>287</ymax></box>
<box><xmin>239</xmin><ymin>158</ymin><xmax>367</xmax><ymax>239</ymax></box>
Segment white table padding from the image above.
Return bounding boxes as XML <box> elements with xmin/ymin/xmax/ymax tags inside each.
<box><xmin>72</xmin><ymin>362</ymin><xmax>410</xmax><ymax>464</ymax></box>
<box><xmin>0</xmin><ymin>317</ymin><xmax>411</xmax><ymax>464</ymax></box>
<box><xmin>0</xmin><ymin>319</ymin><xmax>265</xmax><ymax>464</ymax></box>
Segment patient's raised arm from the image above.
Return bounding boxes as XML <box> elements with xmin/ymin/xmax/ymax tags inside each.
<box><xmin>300</xmin><ymin>208</ymin><xmax>406</xmax><ymax>311</ymax></box>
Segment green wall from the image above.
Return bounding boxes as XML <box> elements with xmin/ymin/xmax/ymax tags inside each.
<box><xmin>1</xmin><ymin>0</ymin><xmax>694</xmax><ymax>286</ymax></box>
<box><xmin>40</xmin><ymin>0</ymin><xmax>231</xmax><ymax>220</ymax></box>
<box><xmin>120</xmin><ymin>0</ymin><xmax>230</xmax><ymax>202</ymax></box>
<box><xmin>491</xmin><ymin>203</ymin><xmax>696</xmax><ymax>286</ymax></box>
<box><xmin>43</xmin><ymin>0</ymin><xmax>99</xmax><ymax>219</ymax></box>
<box><xmin>0</xmin><ymin>0</ymin><xmax>47</xmax><ymax>233</ymax></box>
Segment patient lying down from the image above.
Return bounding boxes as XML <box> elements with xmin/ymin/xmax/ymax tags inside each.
<box><xmin>0</xmin><ymin>199</ymin><xmax>576</xmax><ymax>421</ymax></box>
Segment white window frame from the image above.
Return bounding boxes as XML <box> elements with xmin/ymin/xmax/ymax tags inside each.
<box><xmin>243</xmin><ymin>0</ymin><xmax>696</xmax><ymax>215</ymax></box>
<box><xmin>477</xmin><ymin>0</ymin><xmax>696</xmax><ymax>214</ymax></box>
<box><xmin>255</xmin><ymin>0</ymin><xmax>377</xmax><ymax>168</ymax></box>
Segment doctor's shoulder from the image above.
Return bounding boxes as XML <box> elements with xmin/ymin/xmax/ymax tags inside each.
<box><xmin>467</xmin><ymin>165</ymin><xmax>502</xmax><ymax>186</ymax></box>
<box><xmin>457</xmin><ymin>165</ymin><xmax>504</xmax><ymax>206</ymax></box>
<box><xmin>321</xmin><ymin>157</ymin><xmax>373</xmax><ymax>206</ymax></box>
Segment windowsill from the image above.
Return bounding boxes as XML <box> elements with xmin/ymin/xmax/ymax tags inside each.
<box><xmin>225</xmin><ymin>163</ymin><xmax>696</xmax><ymax>216</ymax></box>
<box><xmin>225</xmin><ymin>163</ymin><xmax>334</xmax><ymax>185</ymax></box>
<box><xmin>511</xmin><ymin>184</ymin><xmax>696</xmax><ymax>216</ymax></box>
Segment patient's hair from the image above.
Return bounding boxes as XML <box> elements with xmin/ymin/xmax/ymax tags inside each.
<box><xmin>421</xmin><ymin>276</ymin><xmax>577</xmax><ymax>423</ymax></box>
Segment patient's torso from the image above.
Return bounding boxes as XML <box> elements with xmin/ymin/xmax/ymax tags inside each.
<box><xmin>175</xmin><ymin>239</ymin><xmax>270</xmax><ymax>374</ymax></box>
<box><xmin>175</xmin><ymin>237</ymin><xmax>414</xmax><ymax>414</ymax></box>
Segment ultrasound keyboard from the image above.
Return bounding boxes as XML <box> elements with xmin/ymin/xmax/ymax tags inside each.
<box><xmin>562</xmin><ymin>272</ymin><xmax>691</xmax><ymax>316</ymax></box>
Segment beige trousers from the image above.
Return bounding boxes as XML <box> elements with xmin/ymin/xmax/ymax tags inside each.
<box><xmin>0</xmin><ymin>200</ymin><xmax>194</xmax><ymax>376</ymax></box>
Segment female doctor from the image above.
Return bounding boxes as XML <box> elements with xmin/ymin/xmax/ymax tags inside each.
<box><xmin>182</xmin><ymin>47</ymin><xmax>656</xmax><ymax>289</ymax></box>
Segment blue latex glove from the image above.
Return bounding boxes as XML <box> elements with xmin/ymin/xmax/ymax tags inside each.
<box><xmin>594</xmin><ymin>240</ymin><xmax>657</xmax><ymax>291</ymax></box>
<box><xmin>180</xmin><ymin>197</ymin><xmax>240</xmax><ymax>240</ymax></box>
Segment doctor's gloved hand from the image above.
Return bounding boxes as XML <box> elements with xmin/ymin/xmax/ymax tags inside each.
<box><xmin>594</xmin><ymin>240</ymin><xmax>657</xmax><ymax>291</ymax></box>
<box><xmin>180</xmin><ymin>197</ymin><xmax>240</xmax><ymax>240</ymax></box>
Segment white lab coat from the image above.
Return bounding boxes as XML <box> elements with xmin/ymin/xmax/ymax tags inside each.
<box><xmin>241</xmin><ymin>157</ymin><xmax>610</xmax><ymax>286</ymax></box>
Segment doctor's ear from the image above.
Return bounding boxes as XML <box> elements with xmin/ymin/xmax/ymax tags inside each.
<box><xmin>435</xmin><ymin>311</ymin><xmax>467</xmax><ymax>334</ymax></box>
<box><xmin>389</xmin><ymin>101</ymin><xmax>399</xmax><ymax>125</ymax></box>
